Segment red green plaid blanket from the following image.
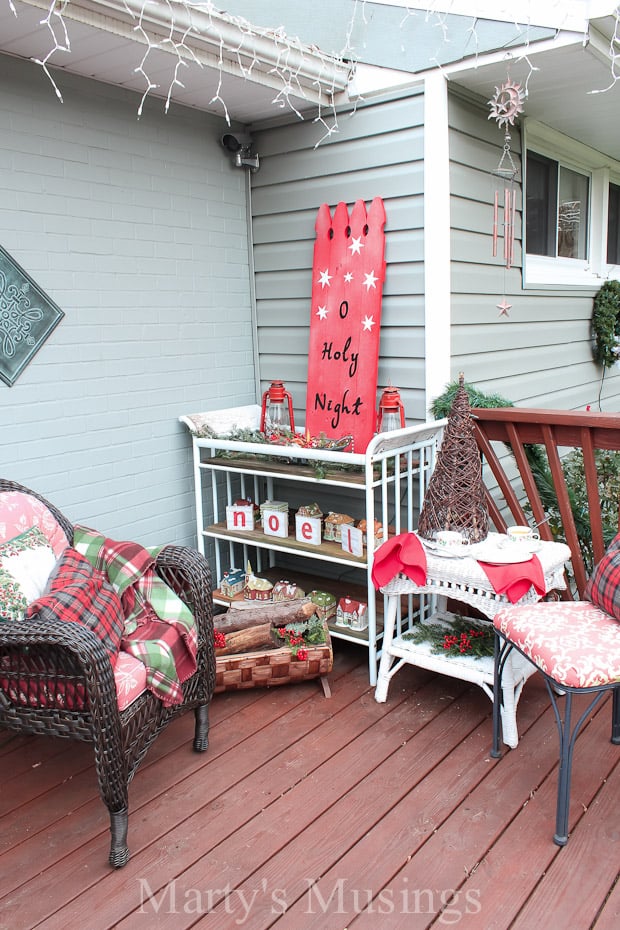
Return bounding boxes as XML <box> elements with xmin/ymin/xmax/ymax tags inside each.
<box><xmin>74</xmin><ymin>525</ymin><xmax>198</xmax><ymax>707</ymax></box>
<box><xmin>26</xmin><ymin>547</ymin><xmax>125</xmax><ymax>661</ymax></box>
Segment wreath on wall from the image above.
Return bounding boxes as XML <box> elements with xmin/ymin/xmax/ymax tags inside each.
<box><xmin>592</xmin><ymin>280</ymin><xmax>620</xmax><ymax>368</ymax></box>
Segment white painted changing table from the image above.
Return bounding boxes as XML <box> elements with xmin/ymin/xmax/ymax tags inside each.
<box><xmin>374</xmin><ymin>533</ymin><xmax>572</xmax><ymax>747</ymax></box>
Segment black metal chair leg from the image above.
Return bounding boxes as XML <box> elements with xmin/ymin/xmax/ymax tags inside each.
<box><xmin>491</xmin><ymin>632</ymin><xmax>503</xmax><ymax>759</ymax></box>
<box><xmin>109</xmin><ymin>808</ymin><xmax>130</xmax><ymax>868</ymax></box>
<box><xmin>612</xmin><ymin>686</ymin><xmax>620</xmax><ymax>745</ymax></box>
<box><xmin>193</xmin><ymin>703</ymin><xmax>210</xmax><ymax>752</ymax></box>
<box><xmin>548</xmin><ymin>686</ymin><xmax>609</xmax><ymax>846</ymax></box>
<box><xmin>553</xmin><ymin>690</ymin><xmax>574</xmax><ymax>846</ymax></box>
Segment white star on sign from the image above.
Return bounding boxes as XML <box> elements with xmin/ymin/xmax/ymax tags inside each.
<box><xmin>316</xmin><ymin>305</ymin><xmax>328</xmax><ymax>319</ymax></box>
<box><xmin>344</xmin><ymin>272</ymin><xmax>353</xmax><ymax>283</ymax></box>
<box><xmin>318</xmin><ymin>268</ymin><xmax>332</xmax><ymax>288</ymax></box>
<box><xmin>349</xmin><ymin>236</ymin><xmax>364</xmax><ymax>254</ymax></box>
<box><xmin>363</xmin><ymin>270</ymin><xmax>378</xmax><ymax>291</ymax></box>
<box><xmin>362</xmin><ymin>315</ymin><xmax>375</xmax><ymax>331</ymax></box>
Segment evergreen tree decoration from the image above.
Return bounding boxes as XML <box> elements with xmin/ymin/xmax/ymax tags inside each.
<box><xmin>418</xmin><ymin>373</ymin><xmax>489</xmax><ymax>543</ymax></box>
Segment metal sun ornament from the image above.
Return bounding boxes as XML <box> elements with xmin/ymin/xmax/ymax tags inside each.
<box><xmin>488</xmin><ymin>78</ymin><xmax>526</xmax><ymax>130</ymax></box>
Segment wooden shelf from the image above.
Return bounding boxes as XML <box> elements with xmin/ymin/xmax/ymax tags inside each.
<box><xmin>204</xmin><ymin>522</ymin><xmax>368</xmax><ymax>567</ymax></box>
<box><xmin>213</xmin><ymin>565</ymin><xmax>387</xmax><ymax>645</ymax></box>
<box><xmin>201</xmin><ymin>455</ymin><xmax>366</xmax><ymax>485</ymax></box>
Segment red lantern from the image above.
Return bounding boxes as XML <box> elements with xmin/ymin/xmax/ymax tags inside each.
<box><xmin>260</xmin><ymin>380</ymin><xmax>295</xmax><ymax>433</ymax></box>
<box><xmin>376</xmin><ymin>385</ymin><xmax>405</xmax><ymax>433</ymax></box>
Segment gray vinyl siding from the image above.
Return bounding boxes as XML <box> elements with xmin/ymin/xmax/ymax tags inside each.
<box><xmin>448</xmin><ymin>89</ymin><xmax>620</xmax><ymax>412</ymax></box>
<box><xmin>250</xmin><ymin>87</ymin><xmax>427</xmax><ymax>426</ymax></box>
<box><xmin>0</xmin><ymin>56</ymin><xmax>255</xmax><ymax>547</ymax></box>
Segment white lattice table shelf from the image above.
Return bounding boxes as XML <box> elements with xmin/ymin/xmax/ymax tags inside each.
<box><xmin>375</xmin><ymin>534</ymin><xmax>572</xmax><ymax>747</ymax></box>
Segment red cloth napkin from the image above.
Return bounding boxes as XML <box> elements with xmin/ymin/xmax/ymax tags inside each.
<box><xmin>372</xmin><ymin>532</ymin><xmax>427</xmax><ymax>588</ymax></box>
<box><xmin>477</xmin><ymin>554</ymin><xmax>546</xmax><ymax>603</ymax></box>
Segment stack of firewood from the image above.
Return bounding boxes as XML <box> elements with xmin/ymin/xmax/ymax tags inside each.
<box><xmin>214</xmin><ymin>598</ymin><xmax>318</xmax><ymax>655</ymax></box>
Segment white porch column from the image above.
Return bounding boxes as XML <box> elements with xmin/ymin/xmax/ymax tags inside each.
<box><xmin>423</xmin><ymin>69</ymin><xmax>452</xmax><ymax>413</ymax></box>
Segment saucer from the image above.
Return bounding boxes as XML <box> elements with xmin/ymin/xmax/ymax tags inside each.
<box><xmin>497</xmin><ymin>537</ymin><xmax>542</xmax><ymax>555</ymax></box>
<box><xmin>471</xmin><ymin>546</ymin><xmax>534</xmax><ymax>565</ymax></box>
<box><xmin>422</xmin><ymin>539</ymin><xmax>472</xmax><ymax>559</ymax></box>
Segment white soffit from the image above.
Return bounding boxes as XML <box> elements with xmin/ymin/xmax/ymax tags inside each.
<box><xmin>0</xmin><ymin>0</ymin><xmax>352</xmax><ymax>122</ymax></box>
<box><xmin>367</xmin><ymin>1</ymin><xmax>617</xmax><ymax>32</ymax></box>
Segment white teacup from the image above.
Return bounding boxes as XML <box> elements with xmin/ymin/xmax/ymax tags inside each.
<box><xmin>506</xmin><ymin>525</ymin><xmax>540</xmax><ymax>545</ymax></box>
<box><xmin>435</xmin><ymin>530</ymin><xmax>470</xmax><ymax>549</ymax></box>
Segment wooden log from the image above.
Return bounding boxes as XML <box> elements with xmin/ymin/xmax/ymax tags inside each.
<box><xmin>215</xmin><ymin>622</ymin><xmax>274</xmax><ymax>656</ymax></box>
<box><xmin>215</xmin><ymin>599</ymin><xmax>317</xmax><ymax>633</ymax></box>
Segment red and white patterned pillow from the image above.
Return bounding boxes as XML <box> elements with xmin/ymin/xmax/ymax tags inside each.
<box><xmin>0</xmin><ymin>527</ymin><xmax>57</xmax><ymax>620</ymax></box>
<box><xmin>584</xmin><ymin>532</ymin><xmax>620</xmax><ymax>621</ymax></box>
<box><xmin>0</xmin><ymin>491</ymin><xmax>69</xmax><ymax>557</ymax></box>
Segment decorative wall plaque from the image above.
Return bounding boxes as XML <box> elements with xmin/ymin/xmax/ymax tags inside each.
<box><xmin>304</xmin><ymin>198</ymin><xmax>387</xmax><ymax>452</ymax></box>
<box><xmin>0</xmin><ymin>245</ymin><xmax>64</xmax><ymax>386</ymax></box>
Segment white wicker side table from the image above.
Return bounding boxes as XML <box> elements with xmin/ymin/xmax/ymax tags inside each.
<box><xmin>375</xmin><ymin>533</ymin><xmax>571</xmax><ymax>747</ymax></box>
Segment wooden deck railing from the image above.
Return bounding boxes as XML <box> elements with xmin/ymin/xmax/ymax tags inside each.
<box><xmin>471</xmin><ymin>407</ymin><xmax>620</xmax><ymax>599</ymax></box>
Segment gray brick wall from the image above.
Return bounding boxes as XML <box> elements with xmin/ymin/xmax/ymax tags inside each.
<box><xmin>0</xmin><ymin>55</ymin><xmax>256</xmax><ymax>549</ymax></box>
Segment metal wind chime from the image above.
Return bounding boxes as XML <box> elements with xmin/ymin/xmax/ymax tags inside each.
<box><xmin>488</xmin><ymin>75</ymin><xmax>525</xmax><ymax>315</ymax></box>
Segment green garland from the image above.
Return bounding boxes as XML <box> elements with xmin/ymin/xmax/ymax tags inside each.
<box><xmin>592</xmin><ymin>280</ymin><xmax>620</xmax><ymax>369</ymax></box>
<box><xmin>430</xmin><ymin>380</ymin><xmax>514</xmax><ymax>420</ymax></box>
<box><xmin>402</xmin><ymin>616</ymin><xmax>495</xmax><ymax>659</ymax></box>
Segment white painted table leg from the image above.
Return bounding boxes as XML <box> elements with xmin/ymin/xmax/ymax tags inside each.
<box><xmin>374</xmin><ymin>594</ymin><xmax>399</xmax><ymax>703</ymax></box>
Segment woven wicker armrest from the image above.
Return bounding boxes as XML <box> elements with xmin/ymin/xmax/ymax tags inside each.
<box><xmin>0</xmin><ymin>609</ymin><xmax>121</xmax><ymax>725</ymax></box>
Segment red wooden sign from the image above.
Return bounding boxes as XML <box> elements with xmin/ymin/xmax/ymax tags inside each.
<box><xmin>304</xmin><ymin>198</ymin><xmax>386</xmax><ymax>452</ymax></box>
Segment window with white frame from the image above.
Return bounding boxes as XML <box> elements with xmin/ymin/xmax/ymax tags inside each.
<box><xmin>526</xmin><ymin>152</ymin><xmax>589</xmax><ymax>261</ymax></box>
<box><xmin>523</xmin><ymin>121</ymin><xmax>620</xmax><ymax>287</ymax></box>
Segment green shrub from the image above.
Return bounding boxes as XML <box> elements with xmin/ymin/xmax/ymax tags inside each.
<box><xmin>526</xmin><ymin>447</ymin><xmax>620</xmax><ymax>575</ymax></box>
<box><xmin>592</xmin><ymin>279</ymin><xmax>620</xmax><ymax>368</ymax></box>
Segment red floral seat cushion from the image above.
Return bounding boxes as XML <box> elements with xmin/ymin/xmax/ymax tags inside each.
<box><xmin>494</xmin><ymin>600</ymin><xmax>620</xmax><ymax>688</ymax></box>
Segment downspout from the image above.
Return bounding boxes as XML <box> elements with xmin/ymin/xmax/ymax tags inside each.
<box><xmin>245</xmin><ymin>169</ymin><xmax>261</xmax><ymax>403</ymax></box>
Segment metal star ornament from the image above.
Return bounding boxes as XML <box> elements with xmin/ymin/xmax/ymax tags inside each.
<box><xmin>497</xmin><ymin>298</ymin><xmax>512</xmax><ymax>317</ymax></box>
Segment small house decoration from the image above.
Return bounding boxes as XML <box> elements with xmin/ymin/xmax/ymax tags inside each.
<box><xmin>235</xmin><ymin>498</ymin><xmax>261</xmax><ymax>523</ymax></box>
<box><xmin>336</xmin><ymin>596</ymin><xmax>368</xmax><ymax>631</ymax></box>
<box><xmin>244</xmin><ymin>564</ymin><xmax>274</xmax><ymax>601</ymax></box>
<box><xmin>357</xmin><ymin>518</ymin><xmax>384</xmax><ymax>547</ymax></box>
<box><xmin>417</xmin><ymin>373</ymin><xmax>489</xmax><ymax>544</ymax></box>
<box><xmin>323</xmin><ymin>512</ymin><xmax>355</xmax><ymax>542</ymax></box>
<box><xmin>295</xmin><ymin>503</ymin><xmax>323</xmax><ymax>545</ymax></box>
<box><xmin>226</xmin><ymin>502</ymin><xmax>255</xmax><ymax>531</ymax></box>
<box><xmin>297</xmin><ymin>502</ymin><xmax>323</xmax><ymax>519</ymax></box>
<box><xmin>272</xmin><ymin>580</ymin><xmax>305</xmax><ymax>602</ymax></box>
<box><xmin>219</xmin><ymin>567</ymin><xmax>246</xmax><ymax>598</ymax></box>
<box><xmin>261</xmin><ymin>501</ymin><xmax>289</xmax><ymax>538</ymax></box>
<box><xmin>309</xmin><ymin>589</ymin><xmax>337</xmax><ymax>622</ymax></box>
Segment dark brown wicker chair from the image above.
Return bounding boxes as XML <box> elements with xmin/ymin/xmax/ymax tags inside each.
<box><xmin>0</xmin><ymin>479</ymin><xmax>215</xmax><ymax>867</ymax></box>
